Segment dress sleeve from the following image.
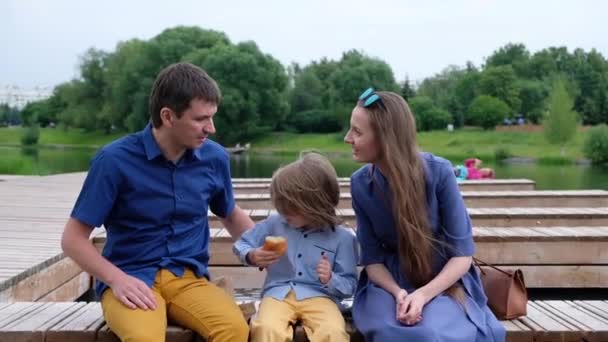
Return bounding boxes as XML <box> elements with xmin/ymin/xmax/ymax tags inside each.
<box><xmin>437</xmin><ymin>161</ymin><xmax>476</xmax><ymax>257</ymax></box>
<box><xmin>352</xmin><ymin>181</ymin><xmax>386</xmax><ymax>265</ymax></box>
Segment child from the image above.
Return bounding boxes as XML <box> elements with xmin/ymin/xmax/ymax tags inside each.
<box><xmin>233</xmin><ymin>153</ymin><xmax>359</xmax><ymax>342</ymax></box>
<box><xmin>465</xmin><ymin>158</ymin><xmax>495</xmax><ymax>179</ymax></box>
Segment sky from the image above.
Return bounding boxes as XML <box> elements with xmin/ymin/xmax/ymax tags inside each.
<box><xmin>2</xmin><ymin>0</ymin><xmax>607</xmax><ymax>89</ymax></box>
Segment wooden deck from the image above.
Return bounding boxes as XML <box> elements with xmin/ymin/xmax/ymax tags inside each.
<box><xmin>0</xmin><ymin>174</ymin><xmax>86</xmax><ymax>303</ymax></box>
<box><xmin>232</xmin><ymin>178</ymin><xmax>537</xmax><ymax>193</ymax></box>
<box><xmin>205</xmin><ymin>207</ymin><xmax>608</xmax><ymax>228</ymax></box>
<box><xmin>0</xmin><ymin>172</ymin><xmax>606</xmax><ymax>303</ymax></box>
<box><xmin>2</xmin><ymin>298</ymin><xmax>608</xmax><ymax>341</ymax></box>
<box><xmin>91</xmin><ymin>226</ymin><xmax>608</xmax><ymax>289</ymax></box>
<box><xmin>235</xmin><ymin>190</ymin><xmax>608</xmax><ymax>209</ymax></box>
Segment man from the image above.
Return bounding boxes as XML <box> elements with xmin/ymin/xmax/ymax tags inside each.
<box><xmin>61</xmin><ymin>63</ymin><xmax>254</xmax><ymax>342</ymax></box>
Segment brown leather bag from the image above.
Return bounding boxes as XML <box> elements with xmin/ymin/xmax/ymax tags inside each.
<box><xmin>474</xmin><ymin>258</ymin><xmax>528</xmax><ymax>320</ymax></box>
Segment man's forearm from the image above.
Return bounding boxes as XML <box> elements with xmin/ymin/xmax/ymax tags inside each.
<box><xmin>221</xmin><ymin>205</ymin><xmax>255</xmax><ymax>240</ymax></box>
<box><xmin>61</xmin><ymin>218</ymin><xmax>124</xmax><ymax>287</ymax></box>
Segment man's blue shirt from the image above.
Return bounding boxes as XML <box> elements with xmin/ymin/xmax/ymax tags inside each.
<box><xmin>71</xmin><ymin>124</ymin><xmax>235</xmax><ymax>298</ymax></box>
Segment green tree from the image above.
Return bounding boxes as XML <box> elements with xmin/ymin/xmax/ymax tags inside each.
<box><xmin>20</xmin><ymin>125</ymin><xmax>40</xmax><ymax>145</ymax></box>
<box><xmin>485</xmin><ymin>43</ymin><xmax>531</xmax><ymax>77</ymax></box>
<box><xmin>0</xmin><ymin>104</ymin><xmax>8</xmax><ymax>125</ymax></box>
<box><xmin>417</xmin><ymin>65</ymin><xmax>480</xmax><ymax>127</ymax></box>
<box><xmin>328</xmin><ymin>50</ymin><xmax>399</xmax><ymax>119</ymax></box>
<box><xmin>518</xmin><ymin>80</ymin><xmax>549</xmax><ymax>124</ymax></box>
<box><xmin>0</xmin><ymin>104</ymin><xmax>20</xmax><ymax>126</ymax></box>
<box><xmin>409</xmin><ymin>96</ymin><xmax>451</xmax><ymax>131</ymax></box>
<box><xmin>452</xmin><ymin>67</ymin><xmax>481</xmax><ymax>127</ymax></box>
<box><xmin>467</xmin><ymin>95</ymin><xmax>510</xmax><ymax>130</ymax></box>
<box><xmin>583</xmin><ymin>124</ymin><xmax>608</xmax><ymax>164</ymax></box>
<box><xmin>401</xmin><ymin>76</ymin><xmax>416</xmax><ymax>101</ymax></box>
<box><xmin>290</xmin><ymin>70</ymin><xmax>324</xmax><ymax>114</ymax></box>
<box><xmin>543</xmin><ymin>78</ymin><xmax>579</xmax><ymax>155</ymax></box>
<box><xmin>185</xmin><ymin>41</ymin><xmax>289</xmax><ymax>144</ymax></box>
<box><xmin>479</xmin><ymin>65</ymin><xmax>520</xmax><ymax>112</ymax></box>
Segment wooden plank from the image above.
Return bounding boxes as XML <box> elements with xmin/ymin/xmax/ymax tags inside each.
<box><xmin>0</xmin><ymin>302</ymin><xmax>82</xmax><ymax>342</ymax></box>
<box><xmin>502</xmin><ymin>319</ymin><xmax>534</xmax><ymax>342</ymax></box>
<box><xmin>543</xmin><ymin>301</ymin><xmax>608</xmax><ymax>340</ymax></box>
<box><xmin>234</xmin><ymin>190</ymin><xmax>608</xmax><ymax>208</ymax></box>
<box><xmin>0</xmin><ymin>256</ymin><xmax>84</xmax><ymax>301</ymax></box>
<box><xmin>0</xmin><ymin>303</ymin><xmax>39</xmax><ymax>328</ymax></box>
<box><xmin>37</xmin><ymin>272</ymin><xmax>91</xmax><ymax>302</ymax></box>
<box><xmin>474</xmin><ymin>240</ymin><xmax>608</xmax><ymax>264</ymax></box>
<box><xmin>45</xmin><ymin>302</ymin><xmax>105</xmax><ymax>342</ymax></box>
<box><xmin>209</xmin><ymin>267</ymin><xmax>266</xmax><ymax>289</ymax></box>
<box><xmin>207</xmin><ymin>264</ymin><xmax>608</xmax><ymax>289</ymax></box>
<box><xmin>526</xmin><ymin>301</ymin><xmax>583</xmax><ymax>341</ymax></box>
<box><xmin>97</xmin><ymin>324</ymin><xmax>194</xmax><ymax>342</ymax></box>
<box><xmin>574</xmin><ymin>301</ymin><xmax>608</xmax><ymax>320</ymax></box>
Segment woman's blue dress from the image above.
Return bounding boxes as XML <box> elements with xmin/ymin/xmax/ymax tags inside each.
<box><xmin>351</xmin><ymin>153</ymin><xmax>506</xmax><ymax>342</ymax></box>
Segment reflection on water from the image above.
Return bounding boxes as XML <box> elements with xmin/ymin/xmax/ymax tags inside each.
<box><xmin>230</xmin><ymin>153</ymin><xmax>608</xmax><ymax>190</ymax></box>
<box><xmin>1</xmin><ymin>146</ymin><xmax>606</xmax><ymax>190</ymax></box>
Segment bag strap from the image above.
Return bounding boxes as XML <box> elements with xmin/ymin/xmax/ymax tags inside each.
<box><xmin>473</xmin><ymin>257</ymin><xmax>514</xmax><ymax>277</ymax></box>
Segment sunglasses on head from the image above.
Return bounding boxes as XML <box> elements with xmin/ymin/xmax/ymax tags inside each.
<box><xmin>358</xmin><ymin>87</ymin><xmax>383</xmax><ymax>108</ymax></box>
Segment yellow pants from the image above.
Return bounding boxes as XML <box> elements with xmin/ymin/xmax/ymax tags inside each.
<box><xmin>251</xmin><ymin>290</ymin><xmax>349</xmax><ymax>342</ymax></box>
<box><xmin>101</xmin><ymin>269</ymin><xmax>248</xmax><ymax>342</ymax></box>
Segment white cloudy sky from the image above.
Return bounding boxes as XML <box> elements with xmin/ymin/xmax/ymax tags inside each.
<box><xmin>2</xmin><ymin>0</ymin><xmax>606</xmax><ymax>88</ymax></box>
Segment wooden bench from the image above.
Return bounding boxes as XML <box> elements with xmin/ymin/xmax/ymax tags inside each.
<box><xmin>206</xmin><ymin>208</ymin><xmax>608</xmax><ymax>228</ymax></box>
<box><xmin>231</xmin><ymin>178</ymin><xmax>537</xmax><ymax>194</ymax></box>
<box><xmin>234</xmin><ymin>190</ymin><xmax>608</xmax><ymax>209</ymax></box>
<box><xmin>2</xmin><ymin>299</ymin><xmax>608</xmax><ymax>341</ymax></box>
<box><xmin>91</xmin><ymin>226</ymin><xmax>608</xmax><ymax>289</ymax></box>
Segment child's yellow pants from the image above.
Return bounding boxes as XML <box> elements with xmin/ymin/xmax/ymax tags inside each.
<box><xmin>250</xmin><ymin>290</ymin><xmax>349</xmax><ymax>342</ymax></box>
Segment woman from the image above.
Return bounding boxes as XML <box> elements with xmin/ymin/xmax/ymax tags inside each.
<box><xmin>345</xmin><ymin>88</ymin><xmax>505</xmax><ymax>341</ymax></box>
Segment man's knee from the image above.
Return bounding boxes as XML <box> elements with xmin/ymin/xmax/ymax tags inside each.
<box><xmin>208</xmin><ymin>316</ymin><xmax>249</xmax><ymax>341</ymax></box>
<box><xmin>120</xmin><ymin>328</ymin><xmax>166</xmax><ymax>342</ymax></box>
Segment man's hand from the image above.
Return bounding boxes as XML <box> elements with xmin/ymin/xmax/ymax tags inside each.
<box><xmin>316</xmin><ymin>252</ymin><xmax>332</xmax><ymax>284</ymax></box>
<box><xmin>247</xmin><ymin>248</ymin><xmax>282</xmax><ymax>268</ymax></box>
<box><xmin>109</xmin><ymin>273</ymin><xmax>157</xmax><ymax>310</ymax></box>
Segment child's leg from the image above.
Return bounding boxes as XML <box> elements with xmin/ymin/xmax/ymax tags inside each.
<box><xmin>251</xmin><ymin>292</ymin><xmax>298</xmax><ymax>342</ymax></box>
<box><xmin>297</xmin><ymin>296</ymin><xmax>349</xmax><ymax>342</ymax></box>
<box><xmin>101</xmin><ymin>288</ymin><xmax>167</xmax><ymax>342</ymax></box>
<box><xmin>162</xmin><ymin>269</ymin><xmax>249</xmax><ymax>342</ymax></box>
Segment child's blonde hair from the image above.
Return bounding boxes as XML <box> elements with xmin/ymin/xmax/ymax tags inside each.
<box><xmin>270</xmin><ymin>152</ymin><xmax>341</xmax><ymax>229</ymax></box>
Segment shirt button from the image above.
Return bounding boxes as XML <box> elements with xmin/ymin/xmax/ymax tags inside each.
<box><xmin>303</xmin><ymin>234</ymin><xmax>308</xmax><ymax>238</ymax></box>
<box><xmin>297</xmin><ymin>253</ymin><xmax>302</xmax><ymax>258</ymax></box>
<box><xmin>298</xmin><ymin>272</ymin><xmax>302</xmax><ymax>276</ymax></box>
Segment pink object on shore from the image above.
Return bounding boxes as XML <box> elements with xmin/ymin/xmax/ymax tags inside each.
<box><xmin>464</xmin><ymin>158</ymin><xmax>495</xmax><ymax>180</ymax></box>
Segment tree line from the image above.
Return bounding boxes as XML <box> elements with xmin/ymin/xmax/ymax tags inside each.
<box><xmin>7</xmin><ymin>26</ymin><xmax>608</xmax><ymax>145</ymax></box>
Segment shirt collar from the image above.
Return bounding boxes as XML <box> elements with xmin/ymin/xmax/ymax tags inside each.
<box><xmin>142</xmin><ymin>123</ymin><xmax>163</xmax><ymax>161</ymax></box>
<box><xmin>142</xmin><ymin>123</ymin><xmax>203</xmax><ymax>162</ymax></box>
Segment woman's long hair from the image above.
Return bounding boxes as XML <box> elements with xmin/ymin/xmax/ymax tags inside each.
<box><xmin>362</xmin><ymin>92</ymin><xmax>464</xmax><ymax>302</ymax></box>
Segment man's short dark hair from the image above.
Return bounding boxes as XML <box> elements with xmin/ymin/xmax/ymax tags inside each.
<box><xmin>149</xmin><ymin>62</ymin><xmax>221</xmax><ymax>128</ymax></box>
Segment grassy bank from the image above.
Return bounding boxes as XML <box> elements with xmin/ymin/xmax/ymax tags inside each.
<box><xmin>252</xmin><ymin>128</ymin><xmax>588</xmax><ymax>163</ymax></box>
<box><xmin>0</xmin><ymin>127</ymin><xmax>124</xmax><ymax>147</ymax></box>
<box><xmin>0</xmin><ymin>127</ymin><xmax>588</xmax><ymax>164</ymax></box>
